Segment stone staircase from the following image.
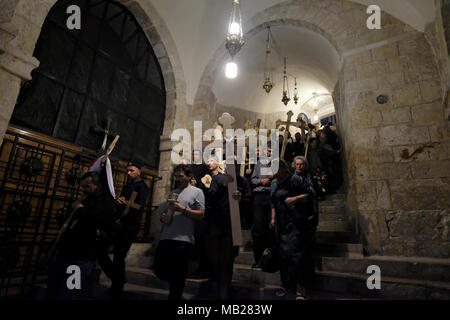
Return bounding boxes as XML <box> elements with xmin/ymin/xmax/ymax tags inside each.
<box><xmin>98</xmin><ymin>187</ymin><xmax>450</xmax><ymax>300</ymax></box>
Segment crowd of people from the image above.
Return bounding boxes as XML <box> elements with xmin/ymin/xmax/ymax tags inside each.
<box><xmin>153</xmin><ymin>123</ymin><xmax>343</xmax><ymax>301</ymax></box>
<box><xmin>44</xmin><ymin>122</ymin><xmax>343</xmax><ymax>301</ymax></box>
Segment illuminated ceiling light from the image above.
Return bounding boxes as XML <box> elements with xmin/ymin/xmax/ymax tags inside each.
<box><xmin>225</xmin><ymin>62</ymin><xmax>238</xmax><ymax>79</ymax></box>
<box><xmin>225</xmin><ymin>0</ymin><xmax>244</xmax><ymax>58</ymax></box>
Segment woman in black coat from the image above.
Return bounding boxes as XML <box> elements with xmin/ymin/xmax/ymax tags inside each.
<box><xmin>270</xmin><ymin>159</ymin><xmax>317</xmax><ymax>300</ymax></box>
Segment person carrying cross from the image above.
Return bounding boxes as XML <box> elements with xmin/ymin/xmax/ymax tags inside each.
<box><xmin>97</xmin><ymin>161</ymin><xmax>148</xmax><ymax>300</ymax></box>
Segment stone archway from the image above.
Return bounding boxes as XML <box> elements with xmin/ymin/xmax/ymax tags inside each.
<box><xmin>192</xmin><ymin>0</ymin><xmax>449</xmax><ymax>258</ymax></box>
<box><xmin>0</xmin><ymin>0</ymin><xmax>187</xmax><ymax>205</ymax></box>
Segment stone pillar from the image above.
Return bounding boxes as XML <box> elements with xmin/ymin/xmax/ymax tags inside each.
<box><xmin>0</xmin><ymin>0</ymin><xmax>48</xmax><ymax>145</ymax></box>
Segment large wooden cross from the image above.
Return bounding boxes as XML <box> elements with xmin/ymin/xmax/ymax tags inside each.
<box><xmin>218</xmin><ymin>112</ymin><xmax>242</xmax><ymax>246</ymax></box>
<box><xmin>120</xmin><ymin>191</ymin><xmax>142</xmax><ymax>218</ymax></box>
<box><xmin>304</xmin><ymin>124</ymin><xmax>317</xmax><ymax>158</ymax></box>
<box><xmin>296</xmin><ymin>116</ymin><xmax>310</xmax><ymax>144</ymax></box>
<box><xmin>276</xmin><ymin>113</ymin><xmax>311</xmax><ymax>158</ymax></box>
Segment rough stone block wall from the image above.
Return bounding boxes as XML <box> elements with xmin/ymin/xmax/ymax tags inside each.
<box><xmin>341</xmin><ymin>30</ymin><xmax>449</xmax><ymax>258</ymax></box>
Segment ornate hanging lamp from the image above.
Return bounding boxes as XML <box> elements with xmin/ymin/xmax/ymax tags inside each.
<box><xmin>281</xmin><ymin>58</ymin><xmax>290</xmax><ymax>106</ymax></box>
<box><xmin>262</xmin><ymin>26</ymin><xmax>273</xmax><ymax>94</ymax></box>
<box><xmin>225</xmin><ymin>0</ymin><xmax>244</xmax><ymax>58</ymax></box>
<box><xmin>293</xmin><ymin>77</ymin><xmax>299</xmax><ymax>104</ymax></box>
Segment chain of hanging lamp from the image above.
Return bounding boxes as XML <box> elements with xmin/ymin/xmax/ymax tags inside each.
<box><xmin>263</xmin><ymin>26</ymin><xmax>299</xmax><ymax>106</ymax></box>
<box><xmin>263</xmin><ymin>26</ymin><xmax>274</xmax><ymax>94</ymax></box>
<box><xmin>282</xmin><ymin>57</ymin><xmax>291</xmax><ymax>106</ymax></box>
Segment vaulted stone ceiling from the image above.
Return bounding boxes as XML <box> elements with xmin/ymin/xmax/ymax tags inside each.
<box><xmin>148</xmin><ymin>0</ymin><xmax>436</xmax><ymax>115</ymax></box>
<box><xmin>212</xmin><ymin>24</ymin><xmax>340</xmax><ymax>114</ymax></box>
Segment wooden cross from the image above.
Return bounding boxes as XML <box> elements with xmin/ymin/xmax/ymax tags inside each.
<box><xmin>218</xmin><ymin>112</ymin><xmax>242</xmax><ymax>246</ymax></box>
<box><xmin>239</xmin><ymin>121</ymin><xmax>253</xmax><ymax>177</ymax></box>
<box><xmin>275</xmin><ymin>111</ymin><xmax>294</xmax><ymax>160</ymax></box>
<box><xmin>120</xmin><ymin>191</ymin><xmax>142</xmax><ymax>218</ymax></box>
<box><xmin>304</xmin><ymin>123</ymin><xmax>317</xmax><ymax>159</ymax></box>
<box><xmin>276</xmin><ymin>114</ymin><xmax>310</xmax><ymax>145</ymax></box>
<box><xmin>254</xmin><ymin>119</ymin><xmax>262</xmax><ymax>134</ymax></box>
<box><xmin>296</xmin><ymin>116</ymin><xmax>309</xmax><ymax>144</ymax></box>
<box><xmin>92</xmin><ymin>116</ymin><xmax>118</xmax><ymax>152</ymax></box>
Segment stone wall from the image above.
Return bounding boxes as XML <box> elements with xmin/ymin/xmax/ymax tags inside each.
<box><xmin>342</xmin><ymin>30</ymin><xmax>449</xmax><ymax>257</ymax></box>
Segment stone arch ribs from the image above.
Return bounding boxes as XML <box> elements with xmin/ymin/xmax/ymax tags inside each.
<box><xmin>0</xmin><ymin>0</ymin><xmax>187</xmax><ymax>205</ymax></box>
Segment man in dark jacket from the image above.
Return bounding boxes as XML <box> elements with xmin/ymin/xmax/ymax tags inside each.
<box><xmin>98</xmin><ymin>161</ymin><xmax>148</xmax><ymax>299</ymax></box>
<box><xmin>46</xmin><ymin>171</ymin><xmax>115</xmax><ymax>300</ymax></box>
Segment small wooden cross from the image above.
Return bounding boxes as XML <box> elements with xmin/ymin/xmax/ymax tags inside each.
<box><xmin>120</xmin><ymin>191</ymin><xmax>142</xmax><ymax>218</ymax></box>
<box><xmin>275</xmin><ymin>111</ymin><xmax>294</xmax><ymax>160</ymax></box>
<box><xmin>218</xmin><ymin>112</ymin><xmax>242</xmax><ymax>246</ymax></box>
<box><xmin>92</xmin><ymin>116</ymin><xmax>119</xmax><ymax>152</ymax></box>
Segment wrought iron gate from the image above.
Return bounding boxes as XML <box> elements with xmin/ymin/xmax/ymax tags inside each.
<box><xmin>0</xmin><ymin>127</ymin><xmax>156</xmax><ymax>298</ymax></box>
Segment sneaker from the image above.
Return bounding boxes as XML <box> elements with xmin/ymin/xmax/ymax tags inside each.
<box><xmin>295</xmin><ymin>293</ymin><xmax>308</xmax><ymax>300</ymax></box>
<box><xmin>275</xmin><ymin>287</ymin><xmax>287</xmax><ymax>297</ymax></box>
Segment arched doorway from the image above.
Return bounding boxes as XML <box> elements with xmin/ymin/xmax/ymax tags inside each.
<box><xmin>12</xmin><ymin>0</ymin><xmax>166</xmax><ymax>167</ymax></box>
<box><xmin>0</xmin><ymin>0</ymin><xmax>166</xmax><ymax>298</ymax></box>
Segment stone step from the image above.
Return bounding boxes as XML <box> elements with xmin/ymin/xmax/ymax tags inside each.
<box><xmin>315</xmin><ymin>270</ymin><xmax>450</xmax><ymax>299</ymax></box>
<box><xmin>242</xmin><ymin>221</ymin><xmax>351</xmax><ymax>242</ymax></box>
<box><xmin>103</xmin><ymin>266</ymin><xmax>283</xmax><ymax>300</ymax></box>
<box><xmin>126</xmin><ymin>254</ymin><xmax>154</xmax><ymax>269</ymax></box>
<box><xmin>242</xmin><ymin>230</ymin><xmax>358</xmax><ymax>252</ymax></box>
<box><xmin>235</xmin><ymin>251</ymin><xmax>254</xmax><ymax>265</ymax></box>
<box><xmin>316</xmin><ymin>243</ymin><xmax>364</xmax><ymax>258</ymax></box>
<box><xmin>323</xmin><ymin>193</ymin><xmax>346</xmax><ymax>201</ymax></box>
<box><xmin>320</xmin><ymin>196</ymin><xmax>346</xmax><ymax>204</ymax></box>
<box><xmin>319</xmin><ymin>206</ymin><xmax>346</xmax><ymax>215</ymax></box>
<box><xmin>317</xmin><ymin>221</ymin><xmax>350</xmax><ymax>232</ymax></box>
<box><xmin>104</xmin><ymin>260</ymin><xmax>450</xmax><ymax>300</ymax></box>
<box><xmin>232</xmin><ymin>264</ymin><xmax>280</xmax><ymax>286</ymax></box>
<box><xmin>238</xmin><ymin>242</ymin><xmax>363</xmax><ymax>260</ymax></box>
<box><xmin>316</xmin><ymin>230</ymin><xmax>357</xmax><ymax>243</ymax></box>
<box><xmin>318</xmin><ymin>213</ymin><xmax>347</xmax><ymax>222</ymax></box>
<box><xmin>320</xmin><ymin>256</ymin><xmax>450</xmax><ymax>283</ymax></box>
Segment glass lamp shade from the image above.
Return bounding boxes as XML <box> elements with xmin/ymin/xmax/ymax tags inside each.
<box><xmin>226</xmin><ymin>0</ymin><xmax>244</xmax><ymax>58</ymax></box>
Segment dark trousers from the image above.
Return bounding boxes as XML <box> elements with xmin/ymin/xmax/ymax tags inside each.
<box><xmin>97</xmin><ymin>224</ymin><xmax>139</xmax><ymax>299</ymax></box>
<box><xmin>278</xmin><ymin>229</ymin><xmax>316</xmax><ymax>291</ymax></box>
<box><xmin>153</xmin><ymin>239</ymin><xmax>192</xmax><ymax>301</ymax></box>
<box><xmin>251</xmin><ymin>192</ymin><xmax>273</xmax><ymax>264</ymax></box>
<box><xmin>207</xmin><ymin>228</ymin><xmax>235</xmax><ymax>300</ymax></box>
<box><xmin>193</xmin><ymin>220</ymin><xmax>209</xmax><ymax>273</ymax></box>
